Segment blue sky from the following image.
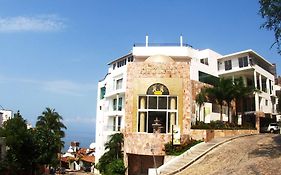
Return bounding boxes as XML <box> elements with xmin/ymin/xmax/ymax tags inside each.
<box><xmin>0</xmin><ymin>0</ymin><xmax>280</xmax><ymax>148</ymax></box>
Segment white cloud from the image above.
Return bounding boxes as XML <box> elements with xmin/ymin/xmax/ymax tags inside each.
<box><xmin>0</xmin><ymin>15</ymin><xmax>65</xmax><ymax>32</ymax></box>
<box><xmin>64</xmin><ymin>116</ymin><xmax>95</xmax><ymax>124</ymax></box>
<box><xmin>0</xmin><ymin>75</ymin><xmax>96</xmax><ymax>96</ymax></box>
<box><xmin>43</xmin><ymin>80</ymin><xmax>96</xmax><ymax>96</ymax></box>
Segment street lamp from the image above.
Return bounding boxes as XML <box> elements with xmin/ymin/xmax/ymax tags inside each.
<box><xmin>151</xmin><ymin>117</ymin><xmax>162</xmax><ymax>175</ymax></box>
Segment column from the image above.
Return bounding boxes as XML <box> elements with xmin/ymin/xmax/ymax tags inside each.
<box><xmin>140</xmin><ymin>113</ymin><xmax>145</xmax><ymax>132</ymax></box>
<box><xmin>169</xmin><ymin>97</ymin><xmax>176</xmax><ymax>133</ymax></box>
<box><xmin>169</xmin><ymin>113</ymin><xmax>176</xmax><ymax>133</ymax></box>
<box><xmin>140</xmin><ymin>97</ymin><xmax>146</xmax><ymax>132</ymax></box>
<box><xmin>266</xmin><ymin>78</ymin><xmax>270</xmax><ymax>94</ymax></box>
<box><xmin>259</xmin><ymin>74</ymin><xmax>262</xmax><ymax>91</ymax></box>
<box><xmin>254</xmin><ymin>70</ymin><xmax>257</xmax><ymax>88</ymax></box>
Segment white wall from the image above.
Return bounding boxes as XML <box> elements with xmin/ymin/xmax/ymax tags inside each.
<box><xmin>0</xmin><ymin>110</ymin><xmax>12</xmax><ymax>126</ymax></box>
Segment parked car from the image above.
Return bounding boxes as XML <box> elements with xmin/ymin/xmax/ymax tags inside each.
<box><xmin>261</xmin><ymin>123</ymin><xmax>280</xmax><ymax>133</ymax></box>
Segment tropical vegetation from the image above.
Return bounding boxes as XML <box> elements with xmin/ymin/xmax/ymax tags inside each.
<box><xmin>0</xmin><ymin>108</ymin><xmax>66</xmax><ymax>175</ymax></box>
<box><xmin>259</xmin><ymin>0</ymin><xmax>281</xmax><ymax>55</ymax></box>
<box><xmin>191</xmin><ymin>121</ymin><xmax>256</xmax><ymax>130</ymax></box>
<box><xmin>96</xmin><ymin>133</ymin><xmax>126</xmax><ymax>175</ymax></box>
<box><xmin>164</xmin><ymin>139</ymin><xmax>202</xmax><ymax>156</ymax></box>
<box><xmin>195</xmin><ymin>77</ymin><xmax>258</xmax><ymax>124</ymax></box>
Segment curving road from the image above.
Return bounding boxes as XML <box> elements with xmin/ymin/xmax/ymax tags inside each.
<box><xmin>177</xmin><ymin>134</ymin><xmax>281</xmax><ymax>175</ymax></box>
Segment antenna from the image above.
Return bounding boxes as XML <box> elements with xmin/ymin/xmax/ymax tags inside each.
<box><xmin>145</xmin><ymin>34</ymin><xmax>149</xmax><ymax>47</ymax></box>
<box><xmin>180</xmin><ymin>34</ymin><xmax>183</xmax><ymax>47</ymax></box>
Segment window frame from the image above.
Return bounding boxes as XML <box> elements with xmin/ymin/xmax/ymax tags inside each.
<box><xmin>137</xmin><ymin>95</ymin><xmax>178</xmax><ymax>133</ymax></box>
<box><xmin>224</xmin><ymin>60</ymin><xmax>232</xmax><ymax>71</ymax></box>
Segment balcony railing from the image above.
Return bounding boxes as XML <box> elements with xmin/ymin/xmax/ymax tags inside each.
<box><xmin>105</xmin><ymin>125</ymin><xmax>121</xmax><ymax>132</ymax></box>
<box><xmin>133</xmin><ymin>43</ymin><xmax>193</xmax><ymax>48</ymax></box>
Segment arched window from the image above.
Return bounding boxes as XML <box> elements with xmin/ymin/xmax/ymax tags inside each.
<box><xmin>137</xmin><ymin>83</ymin><xmax>177</xmax><ymax>133</ymax></box>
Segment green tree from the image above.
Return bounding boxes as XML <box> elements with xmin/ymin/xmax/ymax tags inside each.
<box><xmin>222</xmin><ymin>79</ymin><xmax>235</xmax><ymax>123</ymax></box>
<box><xmin>96</xmin><ymin>133</ymin><xmax>126</xmax><ymax>175</ymax></box>
<box><xmin>232</xmin><ymin>78</ymin><xmax>258</xmax><ymax>117</ymax></box>
<box><xmin>0</xmin><ymin>111</ymin><xmax>39</xmax><ymax>175</ymax></box>
<box><xmin>259</xmin><ymin>0</ymin><xmax>281</xmax><ymax>54</ymax></box>
<box><xmin>36</xmin><ymin>107</ymin><xmax>67</xmax><ymax>168</ymax></box>
<box><xmin>206</xmin><ymin>78</ymin><xmax>233</xmax><ymax>121</ymax></box>
<box><xmin>195</xmin><ymin>88</ymin><xmax>207</xmax><ymax>123</ymax></box>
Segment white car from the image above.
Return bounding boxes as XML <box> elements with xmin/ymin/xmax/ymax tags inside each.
<box><xmin>262</xmin><ymin>123</ymin><xmax>280</xmax><ymax>133</ymax></box>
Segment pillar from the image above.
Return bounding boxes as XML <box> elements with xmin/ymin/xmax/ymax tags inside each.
<box><xmin>140</xmin><ymin>97</ymin><xmax>146</xmax><ymax>132</ymax></box>
<box><xmin>169</xmin><ymin>113</ymin><xmax>176</xmax><ymax>133</ymax></box>
<box><xmin>140</xmin><ymin>113</ymin><xmax>145</xmax><ymax>132</ymax></box>
<box><xmin>259</xmin><ymin>74</ymin><xmax>262</xmax><ymax>91</ymax></box>
<box><xmin>169</xmin><ymin>97</ymin><xmax>176</xmax><ymax>132</ymax></box>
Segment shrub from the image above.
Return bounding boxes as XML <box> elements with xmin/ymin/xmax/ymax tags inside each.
<box><xmin>106</xmin><ymin>159</ymin><xmax>126</xmax><ymax>175</ymax></box>
<box><xmin>164</xmin><ymin>140</ymin><xmax>202</xmax><ymax>156</ymax></box>
<box><xmin>191</xmin><ymin>120</ymin><xmax>256</xmax><ymax>130</ymax></box>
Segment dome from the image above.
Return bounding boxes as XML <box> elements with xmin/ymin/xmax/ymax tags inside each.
<box><xmin>145</xmin><ymin>55</ymin><xmax>175</xmax><ymax>63</ymax></box>
<box><xmin>89</xmin><ymin>142</ymin><xmax>96</xmax><ymax>149</ymax></box>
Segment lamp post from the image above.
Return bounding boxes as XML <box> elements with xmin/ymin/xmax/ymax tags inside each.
<box><xmin>151</xmin><ymin>117</ymin><xmax>162</xmax><ymax>175</ymax></box>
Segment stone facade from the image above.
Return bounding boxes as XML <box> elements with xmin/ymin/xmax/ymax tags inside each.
<box><xmin>124</xmin><ymin>61</ymin><xmax>191</xmax><ymax>145</ymax></box>
<box><xmin>191</xmin><ymin>80</ymin><xmax>212</xmax><ymax>114</ymax></box>
<box><xmin>124</xmin><ymin>60</ymin><xmax>192</xmax><ymax>173</ymax></box>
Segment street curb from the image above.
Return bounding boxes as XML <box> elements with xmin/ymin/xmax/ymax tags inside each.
<box><xmin>163</xmin><ymin>134</ymin><xmax>257</xmax><ymax>175</ymax></box>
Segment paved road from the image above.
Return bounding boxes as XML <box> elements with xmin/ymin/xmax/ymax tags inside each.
<box><xmin>177</xmin><ymin>134</ymin><xmax>281</xmax><ymax>175</ymax></box>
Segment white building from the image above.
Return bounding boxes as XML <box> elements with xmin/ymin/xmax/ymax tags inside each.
<box><xmin>218</xmin><ymin>50</ymin><xmax>279</xmax><ymax>119</ymax></box>
<box><xmin>95</xmin><ymin>37</ymin><xmax>278</xmax><ymax>175</ymax></box>
<box><xmin>0</xmin><ymin>109</ymin><xmax>13</xmax><ymax>127</ymax></box>
<box><xmin>95</xmin><ymin>37</ymin><xmax>222</xmax><ymax>166</ymax></box>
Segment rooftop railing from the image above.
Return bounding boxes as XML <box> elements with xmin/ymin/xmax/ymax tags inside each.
<box><xmin>133</xmin><ymin>43</ymin><xmax>193</xmax><ymax>48</ymax></box>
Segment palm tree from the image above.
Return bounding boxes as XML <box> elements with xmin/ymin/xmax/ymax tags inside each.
<box><xmin>36</xmin><ymin>107</ymin><xmax>66</xmax><ymax>139</ymax></box>
<box><xmin>232</xmin><ymin>78</ymin><xmax>258</xmax><ymax>117</ymax></box>
<box><xmin>104</xmin><ymin>133</ymin><xmax>124</xmax><ymax>159</ymax></box>
<box><xmin>195</xmin><ymin>88</ymin><xmax>207</xmax><ymax>123</ymax></box>
<box><xmin>205</xmin><ymin>78</ymin><xmax>235</xmax><ymax>122</ymax></box>
<box><xmin>222</xmin><ymin>79</ymin><xmax>235</xmax><ymax>123</ymax></box>
<box><xmin>96</xmin><ymin>133</ymin><xmax>125</xmax><ymax>175</ymax></box>
<box><xmin>36</xmin><ymin>107</ymin><xmax>67</xmax><ymax>167</ymax></box>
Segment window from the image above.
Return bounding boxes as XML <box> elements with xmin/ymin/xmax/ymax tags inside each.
<box><xmin>262</xmin><ymin>78</ymin><xmax>267</xmax><ymax>92</ymax></box>
<box><xmin>113</xmin><ymin>98</ymin><xmax>122</xmax><ymax>111</ymax></box>
<box><xmin>238</xmin><ymin>56</ymin><xmax>248</xmax><ymax>68</ymax></box>
<box><xmin>128</xmin><ymin>56</ymin><xmax>134</xmax><ymax>62</ymax></box>
<box><xmin>118</xmin><ymin>97</ymin><xmax>122</xmax><ymax>111</ymax></box>
<box><xmin>113</xmin><ymin>63</ymin><xmax>116</xmax><ymax>70</ymax></box>
<box><xmin>137</xmin><ymin>83</ymin><xmax>178</xmax><ymax>133</ymax></box>
<box><xmin>224</xmin><ymin>60</ymin><xmax>232</xmax><ymax>70</ymax></box>
<box><xmin>265</xmin><ymin>100</ymin><xmax>268</xmax><ymax>106</ymax></box>
<box><xmin>113</xmin><ymin>99</ymin><xmax>117</xmax><ymax>111</ymax></box>
<box><xmin>116</xmin><ymin>78</ymin><xmax>123</xmax><ymax>90</ymax></box>
<box><xmin>117</xmin><ymin>59</ymin><xmax>127</xmax><ymax>68</ymax></box>
<box><xmin>200</xmin><ymin>58</ymin><xmax>209</xmax><ymax>65</ymax></box>
<box><xmin>113</xmin><ymin>116</ymin><xmax>122</xmax><ymax>131</ymax></box>
<box><xmin>100</xmin><ymin>87</ymin><xmax>106</xmax><ymax>99</ymax></box>
<box><xmin>199</xmin><ymin>71</ymin><xmax>219</xmax><ymax>86</ymax></box>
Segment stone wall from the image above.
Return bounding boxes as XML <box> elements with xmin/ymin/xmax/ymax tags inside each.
<box><xmin>190</xmin><ymin>80</ymin><xmax>212</xmax><ymax>114</ymax></box>
<box><xmin>190</xmin><ymin>129</ymin><xmax>259</xmax><ymax>142</ymax></box>
<box><xmin>124</xmin><ymin>60</ymin><xmax>192</xmax><ymax>171</ymax></box>
<box><xmin>125</xmin><ymin>62</ymin><xmax>191</xmax><ymax>134</ymax></box>
<box><xmin>124</xmin><ymin>132</ymin><xmax>171</xmax><ymax>156</ymax></box>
